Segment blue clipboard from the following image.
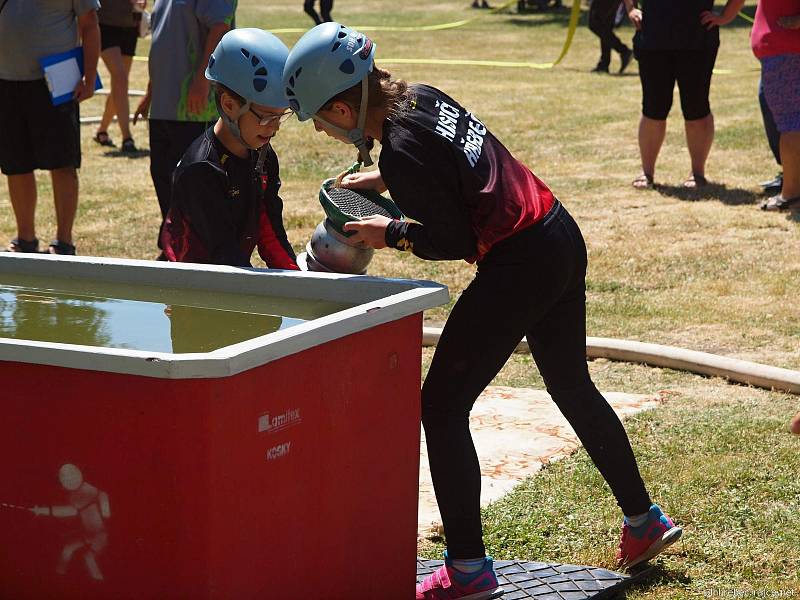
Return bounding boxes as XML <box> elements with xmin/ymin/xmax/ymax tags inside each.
<box><xmin>38</xmin><ymin>47</ymin><xmax>102</xmax><ymax>106</ymax></box>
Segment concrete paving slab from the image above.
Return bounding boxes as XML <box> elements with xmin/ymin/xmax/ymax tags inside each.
<box><xmin>418</xmin><ymin>386</ymin><xmax>661</xmax><ymax>536</ymax></box>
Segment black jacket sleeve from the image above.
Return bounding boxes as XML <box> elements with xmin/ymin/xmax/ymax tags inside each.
<box><xmin>257</xmin><ymin>151</ymin><xmax>298</xmax><ymax>269</ymax></box>
<box><xmin>380</xmin><ymin>135</ymin><xmax>477</xmax><ymax>261</ymax></box>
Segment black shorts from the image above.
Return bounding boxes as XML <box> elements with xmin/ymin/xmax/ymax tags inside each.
<box><xmin>0</xmin><ymin>79</ymin><xmax>81</xmax><ymax>176</ymax></box>
<box><xmin>635</xmin><ymin>46</ymin><xmax>718</xmax><ymax>121</ymax></box>
<box><xmin>100</xmin><ymin>23</ymin><xmax>139</xmax><ymax>57</ymax></box>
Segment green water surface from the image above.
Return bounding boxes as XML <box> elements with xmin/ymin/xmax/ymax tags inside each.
<box><xmin>0</xmin><ymin>274</ymin><xmax>351</xmax><ymax>354</ymax></box>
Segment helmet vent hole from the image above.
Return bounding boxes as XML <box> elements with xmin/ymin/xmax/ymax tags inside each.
<box><xmin>337</xmin><ymin>31</ymin><xmax>347</xmax><ymax>38</ymax></box>
<box><xmin>289</xmin><ymin>76</ymin><xmax>295</xmax><ymax>87</ymax></box>
<box><xmin>240</xmin><ymin>48</ymin><xmax>250</xmax><ymax>58</ymax></box>
<box><xmin>295</xmin><ymin>67</ymin><xmax>302</xmax><ymax>78</ymax></box>
<box><xmin>253</xmin><ymin>78</ymin><xmax>268</xmax><ymax>92</ymax></box>
<box><xmin>339</xmin><ymin>59</ymin><xmax>354</xmax><ymax>74</ymax></box>
<box><xmin>289</xmin><ymin>99</ymin><xmax>300</xmax><ymax>111</ymax></box>
<box><xmin>255</xmin><ymin>66</ymin><xmax>268</xmax><ymax>77</ymax></box>
<box><xmin>251</xmin><ymin>55</ymin><xmax>260</xmax><ymax>67</ymax></box>
<box><xmin>331</xmin><ymin>41</ymin><xmax>341</xmax><ymax>52</ymax></box>
<box><xmin>208</xmin><ymin>56</ymin><xmax>215</xmax><ymax>68</ymax></box>
<box><xmin>286</xmin><ymin>87</ymin><xmax>295</xmax><ymax>96</ymax></box>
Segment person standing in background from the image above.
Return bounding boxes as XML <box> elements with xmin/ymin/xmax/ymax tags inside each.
<box><xmin>94</xmin><ymin>0</ymin><xmax>146</xmax><ymax>153</ymax></box>
<box><xmin>751</xmin><ymin>0</ymin><xmax>800</xmax><ymax>212</ymax></box>
<box><xmin>624</xmin><ymin>0</ymin><xmax>746</xmax><ymax>189</ymax></box>
<box><xmin>588</xmin><ymin>0</ymin><xmax>633</xmax><ymax>73</ymax></box>
<box><xmin>0</xmin><ymin>0</ymin><xmax>101</xmax><ymax>256</ymax></box>
<box><xmin>133</xmin><ymin>0</ymin><xmax>236</xmax><ymax>246</ymax></box>
<box><xmin>303</xmin><ymin>0</ymin><xmax>333</xmax><ymax>25</ymax></box>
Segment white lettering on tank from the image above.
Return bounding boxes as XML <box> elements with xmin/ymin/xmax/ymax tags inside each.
<box><xmin>266</xmin><ymin>442</ymin><xmax>292</xmax><ymax>461</ymax></box>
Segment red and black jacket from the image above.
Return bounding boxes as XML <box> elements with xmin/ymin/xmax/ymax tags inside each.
<box><xmin>380</xmin><ymin>84</ymin><xmax>556</xmax><ymax>263</ymax></box>
<box><xmin>161</xmin><ymin>127</ymin><xmax>298</xmax><ymax>270</ymax></box>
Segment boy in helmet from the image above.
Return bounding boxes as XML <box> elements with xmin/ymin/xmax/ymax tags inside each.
<box><xmin>161</xmin><ymin>28</ymin><xmax>298</xmax><ymax>269</ymax></box>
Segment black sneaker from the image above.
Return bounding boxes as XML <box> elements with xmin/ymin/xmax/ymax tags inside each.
<box><xmin>591</xmin><ymin>64</ymin><xmax>610</xmax><ymax>73</ymax></box>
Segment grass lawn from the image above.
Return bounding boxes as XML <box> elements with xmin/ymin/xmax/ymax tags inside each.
<box><xmin>1</xmin><ymin>1</ymin><xmax>798</xmax><ymax>596</ymax></box>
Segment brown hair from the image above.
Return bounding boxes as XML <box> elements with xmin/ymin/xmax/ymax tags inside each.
<box><xmin>213</xmin><ymin>83</ymin><xmax>245</xmax><ymax>107</ymax></box>
<box><xmin>322</xmin><ymin>65</ymin><xmax>413</xmax><ymax>121</ymax></box>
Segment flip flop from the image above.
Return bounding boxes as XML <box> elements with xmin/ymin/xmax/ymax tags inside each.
<box><xmin>46</xmin><ymin>240</ymin><xmax>77</xmax><ymax>255</ymax></box>
<box><xmin>6</xmin><ymin>237</ymin><xmax>39</xmax><ymax>253</ymax></box>
<box><xmin>683</xmin><ymin>173</ymin><xmax>708</xmax><ymax>189</ymax></box>
<box><xmin>93</xmin><ymin>131</ymin><xmax>115</xmax><ymax>147</ymax></box>
<box><xmin>632</xmin><ymin>173</ymin><xmax>654</xmax><ymax>189</ymax></box>
<box><xmin>760</xmin><ymin>194</ymin><xmax>800</xmax><ymax>212</ymax></box>
<box><xmin>121</xmin><ymin>138</ymin><xmax>138</xmax><ymax>153</ymax></box>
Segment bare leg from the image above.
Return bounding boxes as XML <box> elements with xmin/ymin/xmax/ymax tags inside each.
<box><xmin>779</xmin><ymin>131</ymin><xmax>800</xmax><ymax>199</ymax></box>
<box><xmin>102</xmin><ymin>47</ymin><xmax>132</xmax><ymax>141</ymax></box>
<box><xmin>7</xmin><ymin>173</ymin><xmax>37</xmax><ymax>242</ymax></box>
<box><xmin>97</xmin><ymin>51</ymin><xmax>116</xmax><ymax>138</ymax></box>
<box><xmin>50</xmin><ymin>168</ymin><xmax>78</xmax><ymax>245</ymax></box>
<box><xmin>639</xmin><ymin>115</ymin><xmax>667</xmax><ymax>179</ymax></box>
<box><xmin>684</xmin><ymin>113</ymin><xmax>714</xmax><ymax>178</ymax></box>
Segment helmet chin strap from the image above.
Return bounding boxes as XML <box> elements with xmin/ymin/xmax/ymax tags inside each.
<box><xmin>215</xmin><ymin>96</ymin><xmax>271</xmax><ymax>175</ymax></box>
<box><xmin>312</xmin><ymin>76</ymin><xmax>374</xmax><ymax>167</ymax></box>
<box><xmin>216</xmin><ymin>95</ymin><xmax>253</xmax><ymax>149</ymax></box>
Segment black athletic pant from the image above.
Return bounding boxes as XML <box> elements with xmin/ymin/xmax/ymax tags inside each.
<box><xmin>421</xmin><ymin>201</ymin><xmax>652</xmax><ymax>559</ymax></box>
<box><xmin>588</xmin><ymin>0</ymin><xmax>628</xmax><ymax>69</ymax></box>
<box><xmin>149</xmin><ymin>119</ymin><xmax>213</xmax><ymax>248</ymax></box>
<box><xmin>303</xmin><ymin>0</ymin><xmax>333</xmax><ymax>24</ymax></box>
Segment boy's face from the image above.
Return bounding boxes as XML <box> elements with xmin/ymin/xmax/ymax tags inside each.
<box><xmin>241</xmin><ymin>103</ymin><xmax>292</xmax><ymax>148</ymax></box>
<box><xmin>221</xmin><ymin>92</ymin><xmax>290</xmax><ymax>149</ymax></box>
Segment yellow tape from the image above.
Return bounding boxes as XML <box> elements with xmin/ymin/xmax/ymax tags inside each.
<box><xmin>737</xmin><ymin>11</ymin><xmax>755</xmax><ymax>24</ymax></box>
<box><xmin>135</xmin><ymin>0</ymin><xmax>581</xmax><ymax>69</ymax></box>
<box><xmin>382</xmin><ymin>0</ymin><xmax>580</xmax><ymax>69</ymax></box>
<box><xmin>271</xmin><ymin>0</ymin><xmax>518</xmax><ymax>34</ymax></box>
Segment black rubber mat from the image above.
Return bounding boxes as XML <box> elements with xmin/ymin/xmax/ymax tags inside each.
<box><xmin>416</xmin><ymin>559</ymin><xmax>650</xmax><ymax>599</ymax></box>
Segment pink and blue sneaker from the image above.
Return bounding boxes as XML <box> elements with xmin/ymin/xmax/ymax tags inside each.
<box><xmin>416</xmin><ymin>554</ymin><xmax>504</xmax><ymax>600</ymax></box>
<box><xmin>616</xmin><ymin>504</ymin><xmax>683</xmax><ymax>569</ymax></box>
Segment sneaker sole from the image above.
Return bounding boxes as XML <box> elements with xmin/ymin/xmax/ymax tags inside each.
<box><xmin>458</xmin><ymin>589</ymin><xmax>504</xmax><ymax>600</ymax></box>
<box><xmin>621</xmin><ymin>526</ymin><xmax>683</xmax><ymax>570</ymax></box>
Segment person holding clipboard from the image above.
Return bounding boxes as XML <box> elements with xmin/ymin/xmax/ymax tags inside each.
<box><xmin>0</xmin><ymin>0</ymin><xmax>100</xmax><ymax>255</ymax></box>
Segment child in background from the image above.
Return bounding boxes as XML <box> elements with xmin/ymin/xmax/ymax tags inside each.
<box><xmin>161</xmin><ymin>28</ymin><xmax>298</xmax><ymax>269</ymax></box>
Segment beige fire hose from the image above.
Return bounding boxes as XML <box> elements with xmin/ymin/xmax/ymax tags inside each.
<box><xmin>422</xmin><ymin>327</ymin><xmax>800</xmax><ymax>395</ymax></box>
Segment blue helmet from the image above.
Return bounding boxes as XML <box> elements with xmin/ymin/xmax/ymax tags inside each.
<box><xmin>206</xmin><ymin>28</ymin><xmax>290</xmax><ymax>110</ymax></box>
<box><xmin>283</xmin><ymin>23</ymin><xmax>377</xmax><ymax>165</ymax></box>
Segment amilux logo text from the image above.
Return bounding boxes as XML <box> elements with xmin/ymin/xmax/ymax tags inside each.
<box><xmin>258</xmin><ymin>408</ymin><xmax>302</xmax><ymax>435</ymax></box>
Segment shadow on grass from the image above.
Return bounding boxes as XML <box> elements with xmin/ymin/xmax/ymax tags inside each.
<box><xmin>102</xmin><ymin>149</ymin><xmax>151</xmax><ymax>160</ymax></box>
<box><xmin>620</xmin><ymin>564</ymin><xmax>692</xmax><ymax>597</ymax></box>
<box><xmin>655</xmin><ymin>182</ymin><xmax>759</xmax><ymax>206</ymax></box>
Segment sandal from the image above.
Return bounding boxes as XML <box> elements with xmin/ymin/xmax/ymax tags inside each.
<box><xmin>93</xmin><ymin>131</ymin><xmax>115</xmax><ymax>147</ymax></box>
<box><xmin>632</xmin><ymin>173</ymin><xmax>654</xmax><ymax>189</ymax></box>
<box><xmin>683</xmin><ymin>173</ymin><xmax>708</xmax><ymax>189</ymax></box>
<box><xmin>121</xmin><ymin>138</ymin><xmax>138</xmax><ymax>153</ymax></box>
<box><xmin>47</xmin><ymin>240</ymin><xmax>77</xmax><ymax>255</ymax></box>
<box><xmin>760</xmin><ymin>194</ymin><xmax>800</xmax><ymax>212</ymax></box>
<box><xmin>6</xmin><ymin>237</ymin><xmax>39</xmax><ymax>253</ymax></box>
